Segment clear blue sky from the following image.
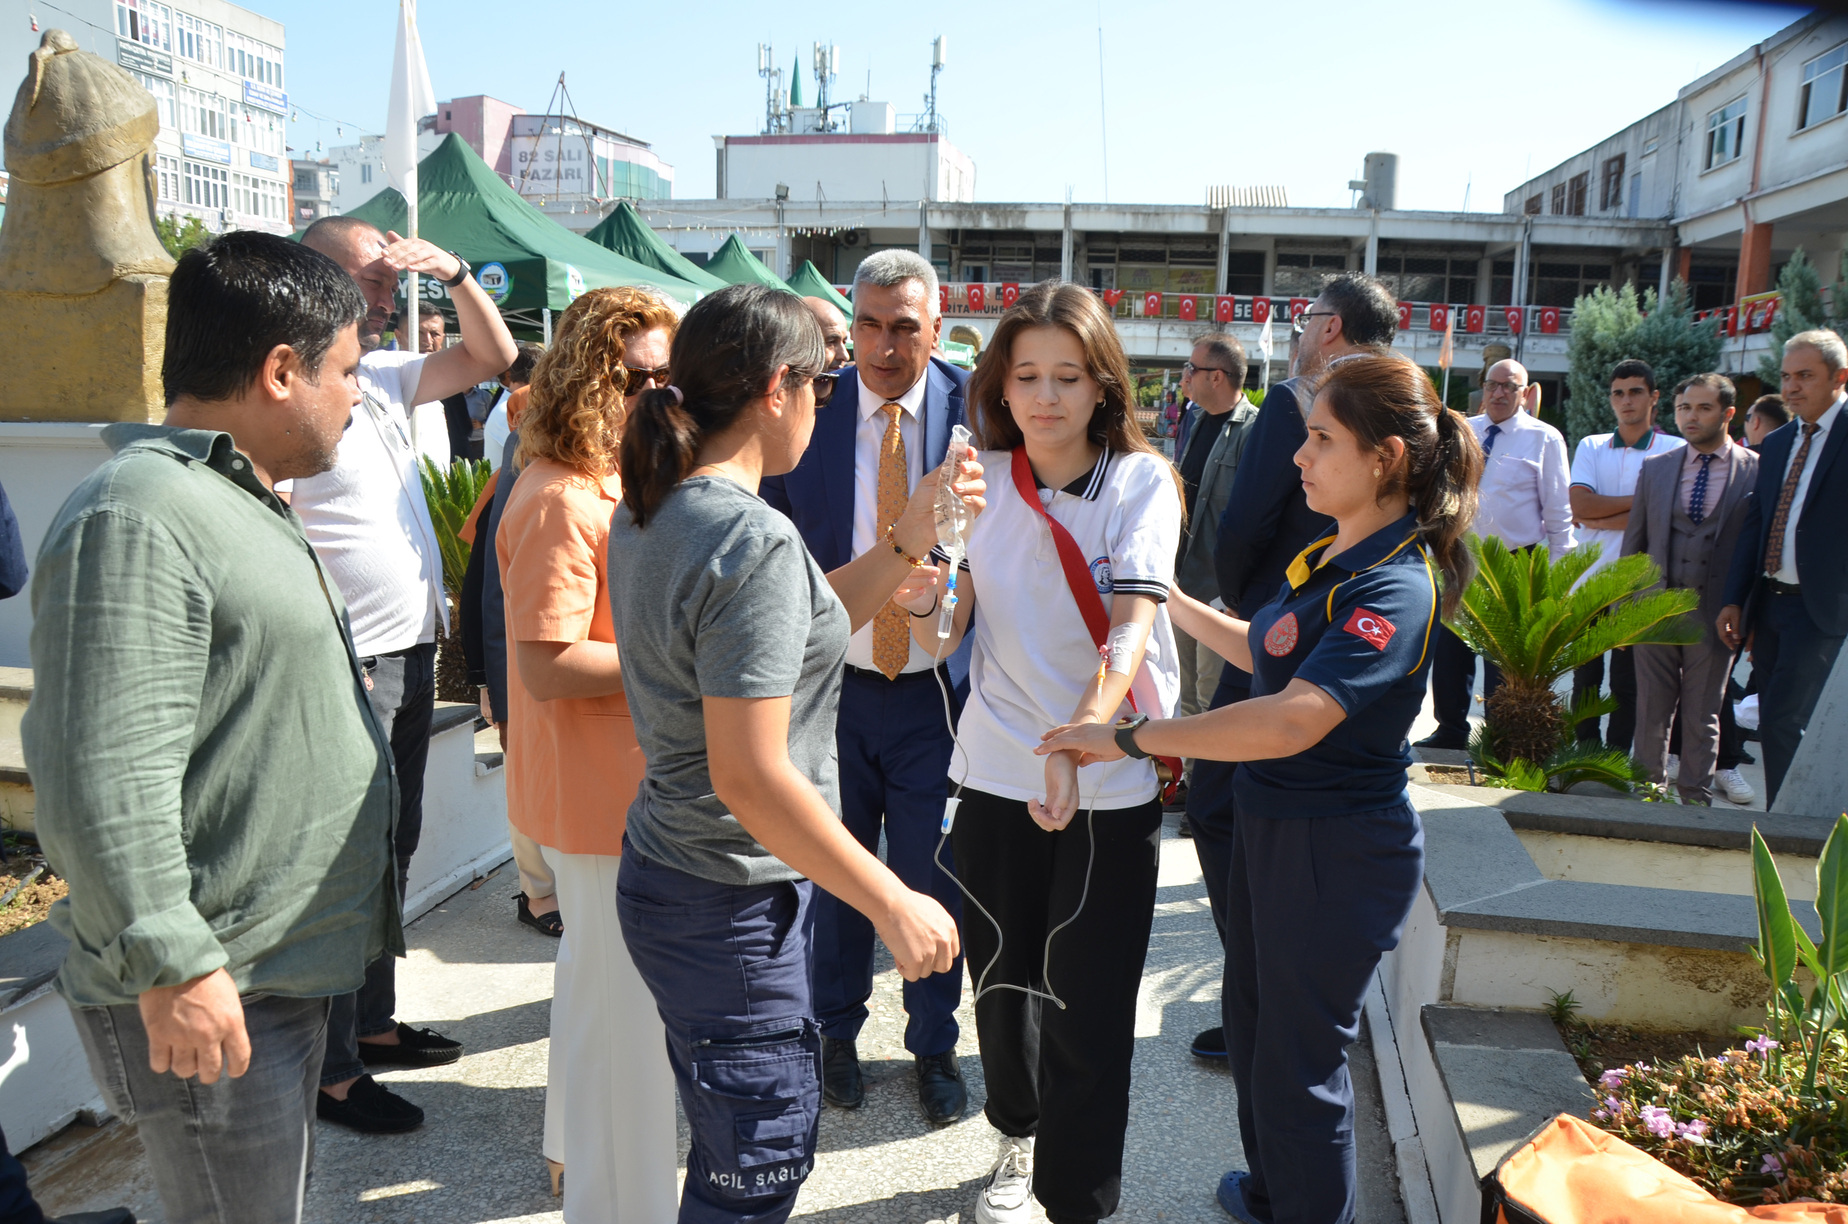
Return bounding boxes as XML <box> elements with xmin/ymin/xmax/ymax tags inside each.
<box><xmin>270</xmin><ymin>0</ymin><xmax>1811</xmax><ymax>210</ymax></box>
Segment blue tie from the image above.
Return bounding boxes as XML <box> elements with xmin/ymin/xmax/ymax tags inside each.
<box><xmin>1483</xmin><ymin>423</ymin><xmax>1501</xmax><ymax>459</ymax></box>
<box><xmin>1688</xmin><ymin>452</ymin><xmax>1715</xmax><ymax>524</ymax></box>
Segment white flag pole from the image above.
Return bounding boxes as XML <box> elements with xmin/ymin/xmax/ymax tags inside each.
<box><xmin>386</xmin><ymin>0</ymin><xmax>435</xmax><ymax>354</ymax></box>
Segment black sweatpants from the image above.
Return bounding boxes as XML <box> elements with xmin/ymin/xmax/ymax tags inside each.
<box><xmin>1572</xmin><ymin>646</ymin><xmax>1636</xmax><ymax>750</ymax></box>
<box><xmin>951</xmin><ymin>787</ymin><xmax>1163</xmax><ymax>1224</ymax></box>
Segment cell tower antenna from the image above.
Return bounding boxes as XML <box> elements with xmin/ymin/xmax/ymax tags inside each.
<box><xmin>813</xmin><ymin>42</ymin><xmax>840</xmax><ymax>131</ymax></box>
<box><xmin>925</xmin><ymin>35</ymin><xmax>946</xmax><ymax>133</ymax></box>
<box><xmin>757</xmin><ymin>44</ymin><xmax>787</xmax><ymax>134</ymax></box>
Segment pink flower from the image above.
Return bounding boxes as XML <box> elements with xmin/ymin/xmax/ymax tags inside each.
<box><xmin>1677</xmin><ymin>1119</ymin><xmax>1710</xmax><ymax>1142</ymax></box>
<box><xmin>1640</xmin><ymin>1106</ymin><xmax>1675</xmax><ymax>1138</ymax></box>
<box><xmin>1762</xmin><ymin>1153</ymin><xmax>1785</xmax><ymax>1176</ymax></box>
<box><xmin>1744</xmin><ymin>1036</ymin><xmax>1780</xmax><ymax>1058</ymax></box>
<box><xmin>1598</xmin><ymin>1068</ymin><xmax>1628</xmax><ymax>1088</ymax></box>
<box><xmin>1604</xmin><ymin>1095</ymin><xmax>1623</xmax><ymax>1114</ymax></box>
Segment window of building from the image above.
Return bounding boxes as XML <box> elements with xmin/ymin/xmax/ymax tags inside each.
<box><xmin>231</xmin><ymin>172</ymin><xmax>284</xmax><ymax>221</ymax></box>
<box><xmin>173</xmin><ymin>12</ymin><xmax>221</xmax><ymax>68</ymax></box>
<box><xmin>1566</xmin><ymin>172</ymin><xmax>1589</xmax><ymax>216</ymax></box>
<box><xmin>1600</xmin><ymin>154</ymin><xmax>1625</xmax><ymax>210</ymax></box>
<box><xmin>1706</xmin><ymin>96</ymin><xmax>1747</xmax><ymax>169</ymax></box>
<box><xmin>130</xmin><ymin>72</ymin><xmax>176</xmax><ymax>129</ymax></box>
<box><xmin>156</xmin><ymin>154</ymin><xmax>180</xmax><ymax>201</ymax></box>
<box><xmin>1688</xmin><ymin>261</ymin><xmax>1737</xmax><ymax>312</ymax></box>
<box><xmin>179</xmin><ymin>87</ymin><xmax>228</xmax><ymax>140</ymax></box>
<box><xmin>1524</xmin><ymin>194</ymin><xmax>1542</xmax><ymax>215</ymax></box>
<box><xmin>1272</xmin><ymin>252</ymin><xmax>1347</xmax><ymax>297</ymax></box>
<box><xmin>182</xmin><ymin>160</ymin><xmax>227</xmax><ymax>210</ymax></box>
<box><xmin>1628</xmin><ymin>173</ymin><xmax>1642</xmax><ymax>218</ymax></box>
<box><xmin>224</xmin><ymin>32</ymin><xmax>284</xmax><ymax>88</ymax></box>
<box><xmin>1550</xmin><ymin>183</ymin><xmax>1566</xmax><ymax>214</ymax></box>
<box><xmin>1224</xmin><ymin>250</ymin><xmax>1265</xmax><ymax>297</ymax></box>
<box><xmin>228</xmin><ymin>105</ymin><xmax>284</xmax><ymax>156</ymax></box>
<box><xmin>360</xmin><ymin>162</ymin><xmax>372</xmax><ymax>184</ymax></box>
<box><xmin>1531</xmin><ymin>260</ymin><xmax>1614</xmax><ymax>308</ymax></box>
<box><xmin>1641</xmin><ymin>137</ymin><xmax>1660</xmax><ymax>157</ymax></box>
<box><xmin>115</xmin><ymin>0</ymin><xmax>170</xmax><ymax>51</ymax></box>
<box><xmin>1799</xmin><ymin>43</ymin><xmax>1847</xmax><ymax>131</ymax></box>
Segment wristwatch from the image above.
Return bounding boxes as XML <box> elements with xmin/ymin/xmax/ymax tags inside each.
<box><xmin>440</xmin><ymin>252</ymin><xmax>472</xmax><ymax>288</ymax></box>
<box><xmin>1114</xmin><ymin>713</ymin><xmax>1151</xmax><ymax>759</ymax></box>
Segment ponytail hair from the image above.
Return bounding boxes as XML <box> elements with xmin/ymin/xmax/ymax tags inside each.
<box><xmin>619</xmin><ymin>284</ymin><xmax>824</xmax><ymax>526</ymax></box>
<box><xmin>1315</xmin><ymin>355</ymin><xmax>1483</xmax><ymax>615</ymax></box>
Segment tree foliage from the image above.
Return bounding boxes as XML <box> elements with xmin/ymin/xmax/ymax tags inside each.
<box><xmin>1565</xmin><ymin>280</ymin><xmax>1722</xmax><ymax>446</ymax></box>
<box><xmin>1757</xmin><ymin>247</ymin><xmax>1840</xmax><ymax>386</ymax></box>
<box><xmin>154</xmin><ymin>214</ymin><xmax>211</xmax><ymax>260</ymax></box>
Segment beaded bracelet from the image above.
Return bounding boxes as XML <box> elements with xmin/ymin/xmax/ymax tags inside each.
<box><xmin>883</xmin><ymin>524</ymin><xmax>925</xmax><ymax>568</ymax></box>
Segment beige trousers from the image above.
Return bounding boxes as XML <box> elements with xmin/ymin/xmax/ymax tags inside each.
<box><xmin>539</xmin><ymin>846</ymin><xmax>679</xmax><ymax>1222</ymax></box>
<box><xmin>510</xmin><ymin>822</ymin><xmax>556</xmax><ymax>899</ymax></box>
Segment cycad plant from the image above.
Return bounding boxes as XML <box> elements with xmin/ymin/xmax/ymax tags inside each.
<box><xmin>1447</xmin><ymin>535</ymin><xmax>1702</xmax><ymax>791</ymax></box>
<box><xmin>419</xmin><ymin>457</ymin><xmax>493</xmax><ymax>703</ymax></box>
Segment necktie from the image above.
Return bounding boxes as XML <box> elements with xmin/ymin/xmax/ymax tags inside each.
<box><xmin>1764</xmin><ymin>422</ymin><xmax>1821</xmax><ymax>578</ymax></box>
<box><xmin>1482</xmin><ymin>423</ymin><xmax>1501</xmax><ymax>459</ymax></box>
<box><xmin>1687</xmin><ymin>452</ymin><xmax>1716</xmax><ymax>525</ymax></box>
<box><xmin>873</xmin><ymin>403</ymin><xmax>911</xmax><ymax>679</ymax></box>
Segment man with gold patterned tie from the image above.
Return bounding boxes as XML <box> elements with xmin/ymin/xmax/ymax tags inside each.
<box><xmin>761</xmin><ymin>249</ymin><xmax>971</xmax><ymax>1125</ymax></box>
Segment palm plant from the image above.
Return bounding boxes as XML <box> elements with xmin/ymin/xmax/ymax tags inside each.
<box><xmin>419</xmin><ymin>457</ymin><xmax>493</xmax><ymax>703</ymax></box>
<box><xmin>1447</xmin><ymin>535</ymin><xmax>1703</xmax><ymax>790</ymax></box>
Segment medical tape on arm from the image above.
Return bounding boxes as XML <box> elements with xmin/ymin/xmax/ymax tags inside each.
<box><xmin>1105</xmin><ymin>621</ymin><xmax>1148</xmax><ymax>677</ymax></box>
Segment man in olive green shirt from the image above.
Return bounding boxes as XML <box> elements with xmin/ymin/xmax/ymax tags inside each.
<box><xmin>22</xmin><ymin>232</ymin><xmax>396</xmax><ymax>1224</ymax></box>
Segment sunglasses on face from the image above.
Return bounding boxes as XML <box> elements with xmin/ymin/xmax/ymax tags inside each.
<box><xmin>620</xmin><ymin>364</ymin><xmax>672</xmax><ymax>395</ymax></box>
<box><xmin>810</xmin><ymin>372</ymin><xmax>837</xmax><ymax>407</ymax></box>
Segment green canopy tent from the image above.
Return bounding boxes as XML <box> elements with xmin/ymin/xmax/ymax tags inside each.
<box><xmin>583</xmin><ymin>202</ymin><xmax>728</xmax><ymax>294</ymax></box>
<box><xmin>704</xmin><ymin>233</ymin><xmax>795</xmax><ymax>292</ymax></box>
<box><xmin>340</xmin><ymin>133</ymin><xmax>702</xmax><ymax>331</ymax></box>
<box><xmin>785</xmin><ymin>260</ymin><xmax>851</xmax><ymax>313</ymax></box>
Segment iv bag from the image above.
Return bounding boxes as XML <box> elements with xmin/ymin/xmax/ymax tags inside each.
<box><xmin>934</xmin><ymin>425</ymin><xmax>973</xmax><ymax>640</ymax></box>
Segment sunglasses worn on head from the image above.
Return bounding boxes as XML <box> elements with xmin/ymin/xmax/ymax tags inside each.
<box><xmin>620</xmin><ymin>364</ymin><xmax>672</xmax><ymax>395</ymax></box>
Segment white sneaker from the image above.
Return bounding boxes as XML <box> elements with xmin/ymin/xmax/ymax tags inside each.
<box><xmin>1665</xmin><ymin>753</ymin><xmax>1680</xmax><ymax>780</ymax></box>
<box><xmin>1716</xmin><ymin>767</ymin><xmax>1756</xmax><ymax>805</ymax></box>
<box><xmin>975</xmin><ymin>1135</ymin><xmax>1035</xmax><ymax>1224</ymax></box>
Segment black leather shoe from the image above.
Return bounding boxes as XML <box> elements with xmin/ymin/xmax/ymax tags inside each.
<box><xmin>317</xmin><ymin>1074</ymin><xmax>425</xmax><ymax>1133</ymax></box>
<box><xmin>821</xmin><ymin>1037</ymin><xmax>864</xmax><ymax>1109</ymax></box>
<box><xmin>916</xmin><ymin>1049</ymin><xmax>967</xmax><ymax>1124</ymax></box>
<box><xmin>358</xmin><ymin>1021</ymin><xmax>462</xmax><ymax>1068</ymax></box>
<box><xmin>1412</xmin><ymin>732</ymin><xmax>1468</xmax><ymax>750</ymax></box>
<box><xmin>49</xmin><ymin>1212</ymin><xmax>137</xmax><ymax>1224</ymax></box>
<box><xmin>1191</xmin><ymin>1025</ymin><xmax>1228</xmax><ymax>1060</ymax></box>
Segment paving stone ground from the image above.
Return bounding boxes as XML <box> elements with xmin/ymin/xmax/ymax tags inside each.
<box><xmin>22</xmin><ymin>820</ymin><xmax>1405</xmax><ymax>1224</ymax></box>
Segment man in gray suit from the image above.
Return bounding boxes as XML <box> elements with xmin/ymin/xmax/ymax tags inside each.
<box><xmin>1625</xmin><ymin>373</ymin><xmax>1759</xmax><ymax>804</ymax></box>
<box><xmin>1172</xmin><ymin>334</ymin><xmax>1259</xmax><ymax>780</ymax></box>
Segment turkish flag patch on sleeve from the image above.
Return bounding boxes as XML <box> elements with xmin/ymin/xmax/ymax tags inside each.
<box><xmin>1343</xmin><ymin>607</ymin><xmax>1396</xmax><ymax>650</ymax></box>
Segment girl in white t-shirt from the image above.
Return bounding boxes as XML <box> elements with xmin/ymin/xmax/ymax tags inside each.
<box><xmin>894</xmin><ymin>281</ymin><xmax>1183</xmax><ymax>1224</ymax></box>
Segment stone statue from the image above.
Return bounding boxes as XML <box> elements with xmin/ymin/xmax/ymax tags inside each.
<box><xmin>0</xmin><ymin>29</ymin><xmax>174</xmax><ymax>423</ymax></box>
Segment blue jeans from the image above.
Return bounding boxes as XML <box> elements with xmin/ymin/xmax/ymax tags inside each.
<box><xmin>617</xmin><ymin>841</ymin><xmax>821</xmax><ymax>1224</ymax></box>
<box><xmin>0</xmin><ymin>1123</ymin><xmax>44</xmax><ymax>1224</ymax></box>
<box><xmin>70</xmin><ymin>993</ymin><xmax>331</xmax><ymax>1224</ymax></box>
<box><xmin>1756</xmin><ymin>589</ymin><xmax>1847</xmax><ymax>807</ymax></box>
<box><xmin>320</xmin><ymin>641</ymin><xmax>433</xmax><ymax>1086</ymax></box>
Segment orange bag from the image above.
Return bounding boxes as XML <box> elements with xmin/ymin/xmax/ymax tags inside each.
<box><xmin>1483</xmin><ymin>1114</ymin><xmax>1848</xmax><ymax>1224</ymax></box>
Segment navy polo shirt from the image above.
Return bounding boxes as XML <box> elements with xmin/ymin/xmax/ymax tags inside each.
<box><xmin>1234</xmin><ymin>512</ymin><xmax>1439</xmax><ymax>819</ymax></box>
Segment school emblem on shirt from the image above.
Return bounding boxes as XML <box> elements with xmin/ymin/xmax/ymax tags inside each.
<box><xmin>1089</xmin><ymin>556</ymin><xmax>1114</xmax><ymax>593</ymax></box>
<box><xmin>1344</xmin><ymin>607</ymin><xmax>1397</xmax><ymax>651</ymax></box>
<box><xmin>1264</xmin><ymin>612</ymin><xmax>1299</xmax><ymax>657</ymax></box>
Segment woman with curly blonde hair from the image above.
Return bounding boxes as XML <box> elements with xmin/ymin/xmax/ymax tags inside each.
<box><xmin>497</xmin><ymin>285</ymin><xmax>679</xmax><ymax>1220</ymax></box>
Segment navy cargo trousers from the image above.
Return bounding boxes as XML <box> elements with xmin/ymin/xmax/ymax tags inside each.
<box><xmin>617</xmin><ymin>839</ymin><xmax>823</xmax><ymax>1224</ymax></box>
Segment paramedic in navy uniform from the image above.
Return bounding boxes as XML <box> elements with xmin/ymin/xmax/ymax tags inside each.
<box><xmin>760</xmin><ymin>249</ymin><xmax>971</xmax><ymax>1123</ymax></box>
<box><xmin>1042</xmin><ymin>354</ymin><xmax>1482</xmax><ymax>1224</ymax></box>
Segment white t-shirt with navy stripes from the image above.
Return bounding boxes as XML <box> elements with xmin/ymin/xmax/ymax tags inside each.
<box><xmin>952</xmin><ymin>447</ymin><xmax>1183</xmax><ymax>809</ymax></box>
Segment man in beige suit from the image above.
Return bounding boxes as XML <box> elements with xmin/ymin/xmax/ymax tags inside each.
<box><xmin>1624</xmin><ymin>373</ymin><xmax>1759</xmax><ymax>804</ymax></box>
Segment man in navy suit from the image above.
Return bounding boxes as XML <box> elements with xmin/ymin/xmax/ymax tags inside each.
<box><xmin>1718</xmin><ymin>329</ymin><xmax>1848</xmax><ymax>807</ymax></box>
<box><xmin>761</xmin><ymin>249</ymin><xmax>969</xmax><ymax>1125</ymax></box>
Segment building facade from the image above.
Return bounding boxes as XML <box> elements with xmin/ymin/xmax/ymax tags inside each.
<box><xmin>290</xmin><ymin>157</ymin><xmax>337</xmax><ymax>227</ymax></box>
<box><xmin>1</xmin><ymin>0</ymin><xmax>293</xmax><ymax>236</ymax></box>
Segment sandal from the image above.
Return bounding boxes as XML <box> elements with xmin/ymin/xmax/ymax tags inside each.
<box><xmin>516</xmin><ymin>891</ymin><xmax>564</xmax><ymax>937</ymax></box>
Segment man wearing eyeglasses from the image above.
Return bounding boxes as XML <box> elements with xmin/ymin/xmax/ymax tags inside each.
<box><xmin>1183</xmin><ymin>273</ymin><xmax>1397</xmax><ymax>1063</ymax></box>
<box><xmin>1569</xmin><ymin>359</ymin><xmax>1684</xmax><ymax>751</ymax></box>
<box><xmin>1418</xmin><ymin>359</ymin><xmax>1576</xmax><ymax>749</ymax></box>
<box><xmin>1172</xmin><ymin>335</ymin><xmax>1258</xmax><ymax>790</ymax></box>
<box><xmin>761</xmin><ymin>249</ymin><xmax>971</xmax><ymax>1127</ymax></box>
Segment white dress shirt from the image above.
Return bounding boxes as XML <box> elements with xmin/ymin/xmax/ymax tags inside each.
<box><xmin>1773</xmin><ymin>393</ymin><xmax>1845</xmax><ymax>585</ymax></box>
<box><xmin>1469</xmin><ymin>408</ymin><xmax>1576</xmax><ymax>559</ymax></box>
<box><xmin>846</xmin><ymin>372</ymin><xmax>935</xmax><ymax>673</ymax></box>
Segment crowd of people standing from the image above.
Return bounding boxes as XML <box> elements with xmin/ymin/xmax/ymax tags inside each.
<box><xmin>8</xmin><ymin>215</ymin><xmax>1848</xmax><ymax>1224</ymax></box>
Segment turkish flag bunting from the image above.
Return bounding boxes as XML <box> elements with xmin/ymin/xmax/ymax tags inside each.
<box><xmin>1252</xmin><ymin>297</ymin><xmax>1271</xmax><ymax>325</ymax></box>
<box><xmin>1001</xmin><ymin>282</ymin><xmax>1020</xmax><ymax>309</ymax></box>
<box><xmin>1505</xmin><ymin>307</ymin><xmax>1524</xmax><ymax>334</ymax></box>
<box><xmin>1428</xmin><ymin>304</ymin><xmax>1450</xmax><ymax>332</ymax></box>
<box><xmin>1288</xmin><ymin>298</ymin><xmax>1309</xmax><ymax>321</ymax></box>
<box><xmin>1763</xmin><ymin>297</ymin><xmax>1779</xmax><ymax>328</ymax></box>
<box><xmin>967</xmin><ymin>284</ymin><xmax>986</xmax><ymax>312</ymax></box>
<box><xmin>1102</xmin><ymin>289</ymin><xmax>1124</xmax><ymax>308</ymax></box>
<box><xmin>1726</xmin><ymin>306</ymin><xmax>1739</xmax><ymax>337</ymax></box>
<box><xmin>1144</xmin><ymin>292</ymin><xmax>1163</xmax><ymax>316</ymax></box>
<box><xmin>1397</xmin><ymin>303</ymin><xmax>1413</xmax><ymax>331</ymax></box>
<box><xmin>1538</xmin><ymin>307</ymin><xmax>1560</xmax><ymax>334</ymax></box>
<box><xmin>1178</xmin><ymin>295</ymin><xmax>1198</xmax><ymax>322</ymax></box>
<box><xmin>939</xmin><ymin>285</ymin><xmax>949</xmax><ymax>313</ymax></box>
<box><xmin>1215</xmin><ymin>295</ymin><xmax>1235</xmax><ymax>322</ymax></box>
<box><xmin>1466</xmin><ymin>305</ymin><xmax>1486</xmax><ymax>334</ymax></box>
